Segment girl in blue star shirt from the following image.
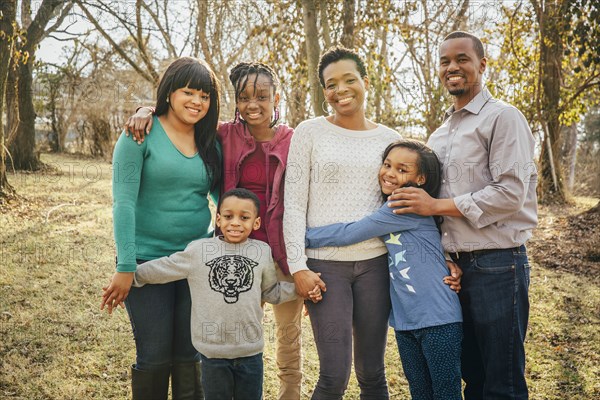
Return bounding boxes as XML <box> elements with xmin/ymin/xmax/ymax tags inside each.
<box><xmin>305</xmin><ymin>139</ymin><xmax>462</xmax><ymax>400</ymax></box>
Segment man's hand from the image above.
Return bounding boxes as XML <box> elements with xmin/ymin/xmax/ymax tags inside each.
<box><xmin>293</xmin><ymin>270</ymin><xmax>326</xmax><ymax>299</ymax></box>
<box><xmin>387</xmin><ymin>187</ymin><xmax>437</xmax><ymax>216</ymax></box>
<box><xmin>388</xmin><ymin>187</ymin><xmax>463</xmax><ymax>217</ymax></box>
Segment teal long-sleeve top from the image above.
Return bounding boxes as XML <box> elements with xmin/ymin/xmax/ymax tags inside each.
<box><xmin>112</xmin><ymin>116</ymin><xmax>219</xmax><ymax>272</ymax></box>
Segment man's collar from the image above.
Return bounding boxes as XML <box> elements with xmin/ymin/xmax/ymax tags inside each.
<box><xmin>445</xmin><ymin>87</ymin><xmax>494</xmax><ymax>118</ymax></box>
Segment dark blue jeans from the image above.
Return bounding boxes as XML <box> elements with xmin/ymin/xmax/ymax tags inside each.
<box><xmin>395</xmin><ymin>323</ymin><xmax>463</xmax><ymax>400</ymax></box>
<box><xmin>453</xmin><ymin>245</ymin><xmax>531</xmax><ymax>400</ymax></box>
<box><xmin>200</xmin><ymin>353</ymin><xmax>263</xmax><ymax>400</ymax></box>
<box><xmin>125</xmin><ymin>277</ymin><xmax>199</xmax><ymax>370</ymax></box>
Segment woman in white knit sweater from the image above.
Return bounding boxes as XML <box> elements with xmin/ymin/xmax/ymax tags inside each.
<box><xmin>283</xmin><ymin>47</ymin><xmax>400</xmax><ymax>400</ymax></box>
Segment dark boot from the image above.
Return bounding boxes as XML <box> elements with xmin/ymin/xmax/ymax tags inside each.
<box><xmin>131</xmin><ymin>364</ymin><xmax>170</xmax><ymax>400</ymax></box>
<box><xmin>171</xmin><ymin>362</ymin><xmax>204</xmax><ymax>400</ymax></box>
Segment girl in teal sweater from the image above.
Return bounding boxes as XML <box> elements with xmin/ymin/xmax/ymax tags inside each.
<box><xmin>101</xmin><ymin>57</ymin><xmax>222</xmax><ymax>399</ymax></box>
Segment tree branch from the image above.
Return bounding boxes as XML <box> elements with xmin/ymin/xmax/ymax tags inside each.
<box><xmin>74</xmin><ymin>0</ymin><xmax>157</xmax><ymax>84</ymax></box>
<box><xmin>41</xmin><ymin>1</ymin><xmax>74</xmax><ymax>41</ymax></box>
<box><xmin>141</xmin><ymin>1</ymin><xmax>177</xmax><ymax>58</ymax></box>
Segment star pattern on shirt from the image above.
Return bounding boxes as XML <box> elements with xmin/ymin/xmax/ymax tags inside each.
<box><xmin>395</xmin><ymin>250</ymin><xmax>406</xmax><ymax>265</ymax></box>
<box><xmin>399</xmin><ymin>267</ymin><xmax>410</xmax><ymax>279</ymax></box>
<box><xmin>386</xmin><ymin>232</ymin><xmax>402</xmax><ymax>246</ymax></box>
<box><xmin>386</xmin><ymin>233</ymin><xmax>416</xmax><ymax>294</ymax></box>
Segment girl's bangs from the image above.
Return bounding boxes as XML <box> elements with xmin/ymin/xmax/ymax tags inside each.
<box><xmin>171</xmin><ymin>61</ymin><xmax>213</xmax><ymax>93</ymax></box>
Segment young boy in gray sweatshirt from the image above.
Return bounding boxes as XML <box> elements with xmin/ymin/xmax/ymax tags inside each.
<box><xmin>133</xmin><ymin>188</ymin><xmax>321</xmax><ymax>399</ymax></box>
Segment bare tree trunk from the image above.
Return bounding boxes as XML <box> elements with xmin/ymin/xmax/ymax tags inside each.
<box><xmin>340</xmin><ymin>0</ymin><xmax>355</xmax><ymax>48</ymax></box>
<box><xmin>534</xmin><ymin>0</ymin><xmax>569</xmax><ymax>203</ymax></box>
<box><xmin>374</xmin><ymin>26</ymin><xmax>387</xmax><ymax>121</ymax></box>
<box><xmin>0</xmin><ymin>0</ymin><xmax>17</xmax><ymax>197</ymax></box>
<box><xmin>8</xmin><ymin>0</ymin><xmax>67</xmax><ymax>170</ymax></box>
<box><xmin>287</xmin><ymin>79</ymin><xmax>308</xmax><ymax>128</ymax></box>
<box><xmin>5</xmin><ymin>47</ymin><xmax>19</xmax><ymax>148</ymax></box>
<box><xmin>318</xmin><ymin>0</ymin><xmax>332</xmax><ymax>49</ymax></box>
<box><xmin>9</xmin><ymin>59</ymin><xmax>40</xmax><ymax>170</ymax></box>
<box><xmin>560</xmin><ymin>123</ymin><xmax>578</xmax><ymax>191</ymax></box>
<box><xmin>301</xmin><ymin>0</ymin><xmax>326</xmax><ymax>117</ymax></box>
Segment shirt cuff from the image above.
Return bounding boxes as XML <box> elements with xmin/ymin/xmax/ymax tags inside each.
<box><xmin>135</xmin><ymin>106</ymin><xmax>155</xmax><ymax>114</ymax></box>
<box><xmin>132</xmin><ymin>274</ymin><xmax>145</xmax><ymax>287</ymax></box>
<box><xmin>289</xmin><ymin>262</ymin><xmax>310</xmax><ymax>275</ymax></box>
<box><xmin>116</xmin><ymin>263</ymin><xmax>137</xmax><ymax>273</ymax></box>
<box><xmin>454</xmin><ymin>193</ymin><xmax>484</xmax><ymax>228</ymax></box>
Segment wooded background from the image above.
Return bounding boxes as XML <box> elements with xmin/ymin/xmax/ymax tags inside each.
<box><xmin>1</xmin><ymin>0</ymin><xmax>599</xmax><ymax>206</ymax></box>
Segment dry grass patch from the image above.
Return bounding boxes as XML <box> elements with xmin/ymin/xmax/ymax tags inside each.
<box><xmin>1</xmin><ymin>153</ymin><xmax>599</xmax><ymax>399</ymax></box>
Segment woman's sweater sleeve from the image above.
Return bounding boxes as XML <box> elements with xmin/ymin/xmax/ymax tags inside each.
<box><xmin>283</xmin><ymin>125</ymin><xmax>313</xmax><ymax>274</ymax></box>
<box><xmin>305</xmin><ymin>204</ymin><xmax>420</xmax><ymax>248</ymax></box>
<box><xmin>112</xmin><ymin>131</ymin><xmax>145</xmax><ymax>272</ymax></box>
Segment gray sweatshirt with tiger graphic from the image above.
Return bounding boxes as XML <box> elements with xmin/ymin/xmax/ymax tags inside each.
<box><xmin>133</xmin><ymin>236</ymin><xmax>297</xmax><ymax>359</ymax></box>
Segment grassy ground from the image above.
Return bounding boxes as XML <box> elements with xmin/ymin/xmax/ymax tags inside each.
<box><xmin>1</xmin><ymin>153</ymin><xmax>599</xmax><ymax>399</ymax></box>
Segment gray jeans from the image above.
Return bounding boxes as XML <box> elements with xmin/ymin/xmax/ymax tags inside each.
<box><xmin>305</xmin><ymin>254</ymin><xmax>391</xmax><ymax>400</ymax></box>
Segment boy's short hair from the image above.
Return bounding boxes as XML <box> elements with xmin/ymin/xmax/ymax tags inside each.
<box><xmin>219</xmin><ymin>188</ymin><xmax>260</xmax><ymax>215</ymax></box>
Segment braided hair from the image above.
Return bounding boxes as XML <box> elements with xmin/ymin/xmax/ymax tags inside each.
<box><xmin>229</xmin><ymin>62</ymin><xmax>280</xmax><ymax>127</ymax></box>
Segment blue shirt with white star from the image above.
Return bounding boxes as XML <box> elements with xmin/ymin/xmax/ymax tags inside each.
<box><xmin>305</xmin><ymin>203</ymin><xmax>462</xmax><ymax>331</ymax></box>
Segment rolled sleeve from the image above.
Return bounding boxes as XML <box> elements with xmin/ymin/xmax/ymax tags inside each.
<box><xmin>453</xmin><ymin>193</ymin><xmax>484</xmax><ymax>227</ymax></box>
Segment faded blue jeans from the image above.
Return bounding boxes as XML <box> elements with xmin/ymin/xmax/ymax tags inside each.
<box><xmin>452</xmin><ymin>245</ymin><xmax>531</xmax><ymax>400</ymax></box>
<box><xmin>200</xmin><ymin>352</ymin><xmax>263</xmax><ymax>400</ymax></box>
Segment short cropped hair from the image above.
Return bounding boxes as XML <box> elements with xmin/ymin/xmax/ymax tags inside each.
<box><xmin>317</xmin><ymin>46</ymin><xmax>367</xmax><ymax>88</ymax></box>
<box><xmin>443</xmin><ymin>31</ymin><xmax>485</xmax><ymax>59</ymax></box>
<box><xmin>219</xmin><ymin>188</ymin><xmax>260</xmax><ymax>215</ymax></box>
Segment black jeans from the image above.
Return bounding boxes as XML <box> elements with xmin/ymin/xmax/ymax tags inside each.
<box><xmin>305</xmin><ymin>254</ymin><xmax>391</xmax><ymax>400</ymax></box>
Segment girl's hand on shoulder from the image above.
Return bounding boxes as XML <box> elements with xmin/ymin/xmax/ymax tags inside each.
<box><xmin>124</xmin><ymin>107</ymin><xmax>154</xmax><ymax>144</ymax></box>
<box><xmin>101</xmin><ymin>272</ymin><xmax>135</xmax><ymax>314</ymax></box>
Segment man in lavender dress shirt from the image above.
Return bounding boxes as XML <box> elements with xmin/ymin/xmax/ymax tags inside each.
<box><xmin>389</xmin><ymin>31</ymin><xmax>537</xmax><ymax>400</ymax></box>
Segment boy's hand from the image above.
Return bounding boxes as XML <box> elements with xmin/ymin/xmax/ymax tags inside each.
<box><xmin>307</xmin><ymin>284</ymin><xmax>323</xmax><ymax>303</ymax></box>
<box><xmin>101</xmin><ymin>272</ymin><xmax>134</xmax><ymax>314</ymax></box>
<box><xmin>443</xmin><ymin>261</ymin><xmax>462</xmax><ymax>293</ymax></box>
<box><xmin>124</xmin><ymin>107</ymin><xmax>154</xmax><ymax>143</ymax></box>
<box><xmin>293</xmin><ymin>270</ymin><xmax>326</xmax><ymax>299</ymax></box>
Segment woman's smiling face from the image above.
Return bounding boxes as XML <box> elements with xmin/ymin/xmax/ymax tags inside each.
<box><xmin>168</xmin><ymin>86</ymin><xmax>210</xmax><ymax>126</ymax></box>
<box><xmin>322</xmin><ymin>59</ymin><xmax>368</xmax><ymax>116</ymax></box>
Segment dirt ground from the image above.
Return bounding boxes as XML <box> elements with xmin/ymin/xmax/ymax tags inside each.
<box><xmin>527</xmin><ymin>198</ymin><xmax>600</xmax><ymax>278</ymax></box>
